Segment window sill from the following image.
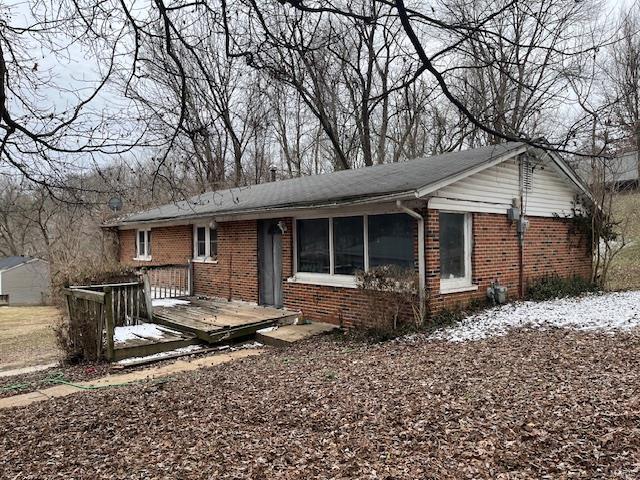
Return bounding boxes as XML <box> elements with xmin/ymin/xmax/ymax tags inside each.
<box><xmin>192</xmin><ymin>258</ymin><xmax>218</xmax><ymax>264</ymax></box>
<box><xmin>440</xmin><ymin>284</ymin><xmax>479</xmax><ymax>295</ymax></box>
<box><xmin>133</xmin><ymin>257</ymin><xmax>152</xmax><ymax>262</ymax></box>
<box><xmin>287</xmin><ymin>274</ymin><xmax>358</xmax><ymax>289</ymax></box>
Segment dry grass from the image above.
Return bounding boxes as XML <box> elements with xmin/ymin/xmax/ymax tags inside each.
<box><xmin>0</xmin><ymin>306</ymin><xmax>62</xmax><ymax>372</ymax></box>
<box><xmin>607</xmin><ymin>191</ymin><xmax>640</xmax><ymax>291</ymax></box>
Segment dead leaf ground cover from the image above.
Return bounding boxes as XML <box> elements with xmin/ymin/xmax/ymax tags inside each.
<box><xmin>0</xmin><ymin>363</ymin><xmax>111</xmax><ymax>398</ymax></box>
<box><xmin>2</xmin><ymin>329</ymin><xmax>640</xmax><ymax>479</ymax></box>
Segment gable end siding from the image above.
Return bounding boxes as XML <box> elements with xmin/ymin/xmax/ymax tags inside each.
<box><xmin>0</xmin><ymin>260</ymin><xmax>50</xmax><ymax>305</ymax></box>
<box><xmin>429</xmin><ymin>158</ymin><xmax>579</xmax><ymax>217</ymax></box>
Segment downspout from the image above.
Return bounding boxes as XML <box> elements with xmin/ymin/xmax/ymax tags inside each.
<box><xmin>518</xmin><ymin>217</ymin><xmax>525</xmax><ymax>298</ymax></box>
<box><xmin>396</xmin><ymin>200</ymin><xmax>426</xmax><ymax>321</ymax></box>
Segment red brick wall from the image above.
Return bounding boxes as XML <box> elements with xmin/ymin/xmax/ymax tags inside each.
<box><xmin>192</xmin><ymin>220</ymin><xmax>258</xmax><ymax>303</ymax></box>
<box><xmin>280</xmin><ymin>215</ymin><xmax>364</xmax><ymax>327</ymax></box>
<box><xmin>281</xmin><ymin>215</ymin><xmax>420</xmax><ymax>329</ymax></box>
<box><xmin>426</xmin><ymin>210</ymin><xmax>592</xmax><ymax>315</ymax></box>
<box><xmin>117</xmin><ymin>210</ymin><xmax>592</xmax><ymax>329</ymax></box>
<box><xmin>283</xmin><ymin>282</ymin><xmax>370</xmax><ymax>329</ymax></box>
<box><xmin>119</xmin><ymin>225</ymin><xmax>192</xmax><ymax>267</ymax></box>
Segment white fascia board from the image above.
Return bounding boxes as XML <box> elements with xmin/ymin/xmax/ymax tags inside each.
<box><xmin>111</xmin><ymin>191</ymin><xmax>417</xmax><ymax>230</ymax></box>
<box><xmin>543</xmin><ymin>150</ymin><xmax>596</xmax><ymax>203</ymax></box>
<box><xmin>414</xmin><ymin>145</ymin><xmax>529</xmax><ymax>198</ymax></box>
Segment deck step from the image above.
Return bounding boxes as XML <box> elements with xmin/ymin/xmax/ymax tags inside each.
<box><xmin>256</xmin><ymin>322</ymin><xmax>339</xmax><ymax>347</ymax></box>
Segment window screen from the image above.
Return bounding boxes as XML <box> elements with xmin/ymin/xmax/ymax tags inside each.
<box><xmin>368</xmin><ymin>213</ymin><xmax>414</xmax><ymax>269</ymax></box>
<box><xmin>439</xmin><ymin>212</ymin><xmax>466</xmax><ymax>279</ymax></box>
<box><xmin>137</xmin><ymin>230</ymin><xmax>146</xmax><ymax>257</ymax></box>
<box><xmin>296</xmin><ymin>218</ymin><xmax>330</xmax><ymax>273</ymax></box>
<box><xmin>196</xmin><ymin>227</ymin><xmax>206</xmax><ymax>257</ymax></box>
<box><xmin>333</xmin><ymin>216</ymin><xmax>364</xmax><ymax>275</ymax></box>
<box><xmin>209</xmin><ymin>228</ymin><xmax>218</xmax><ymax>258</ymax></box>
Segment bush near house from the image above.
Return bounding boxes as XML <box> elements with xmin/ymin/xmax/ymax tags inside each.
<box><xmin>526</xmin><ymin>274</ymin><xmax>599</xmax><ymax>301</ymax></box>
<box><xmin>355</xmin><ymin>266</ymin><xmax>422</xmax><ymax>336</ymax></box>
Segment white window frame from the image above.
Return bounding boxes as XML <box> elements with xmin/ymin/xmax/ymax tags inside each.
<box><xmin>291</xmin><ymin>212</ymin><xmax>414</xmax><ymax>288</ymax></box>
<box><xmin>192</xmin><ymin>224</ymin><xmax>218</xmax><ymax>263</ymax></box>
<box><xmin>439</xmin><ymin>211</ymin><xmax>475</xmax><ymax>294</ymax></box>
<box><xmin>135</xmin><ymin>229</ymin><xmax>152</xmax><ymax>261</ymax></box>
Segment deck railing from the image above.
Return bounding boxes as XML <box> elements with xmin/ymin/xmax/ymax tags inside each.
<box><xmin>64</xmin><ymin>264</ymin><xmax>191</xmax><ymax>361</ymax></box>
<box><xmin>70</xmin><ymin>281</ymin><xmax>151</xmax><ymax>327</ymax></box>
<box><xmin>140</xmin><ymin>264</ymin><xmax>192</xmax><ymax>300</ymax></box>
<box><xmin>65</xmin><ymin>281</ymin><xmax>152</xmax><ymax>361</ymax></box>
<box><xmin>63</xmin><ymin>287</ymin><xmax>110</xmax><ymax>361</ymax></box>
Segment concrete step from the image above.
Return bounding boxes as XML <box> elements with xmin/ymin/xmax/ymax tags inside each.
<box><xmin>255</xmin><ymin>321</ymin><xmax>339</xmax><ymax>347</ymax></box>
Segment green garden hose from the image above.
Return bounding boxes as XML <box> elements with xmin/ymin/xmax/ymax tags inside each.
<box><xmin>1</xmin><ymin>371</ymin><xmax>173</xmax><ymax>393</ymax></box>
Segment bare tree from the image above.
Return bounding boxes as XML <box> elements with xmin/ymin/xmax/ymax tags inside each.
<box><xmin>607</xmin><ymin>4</ymin><xmax>640</xmax><ymax>163</ymax></box>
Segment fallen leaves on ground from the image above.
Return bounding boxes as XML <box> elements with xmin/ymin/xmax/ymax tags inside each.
<box><xmin>2</xmin><ymin>330</ymin><xmax>640</xmax><ymax>479</ymax></box>
<box><xmin>0</xmin><ymin>363</ymin><xmax>111</xmax><ymax>398</ymax></box>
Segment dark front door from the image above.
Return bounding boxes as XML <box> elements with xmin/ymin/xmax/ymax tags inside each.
<box><xmin>258</xmin><ymin>219</ymin><xmax>283</xmax><ymax>307</ymax></box>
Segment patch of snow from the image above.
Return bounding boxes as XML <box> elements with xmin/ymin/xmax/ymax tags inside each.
<box><xmin>256</xmin><ymin>326</ymin><xmax>278</xmax><ymax>334</ymax></box>
<box><xmin>235</xmin><ymin>341</ymin><xmax>263</xmax><ymax>350</ymax></box>
<box><xmin>422</xmin><ymin>291</ymin><xmax>640</xmax><ymax>343</ymax></box>
<box><xmin>150</xmin><ymin>287</ymin><xmax>189</xmax><ymax>299</ymax></box>
<box><xmin>113</xmin><ymin>323</ymin><xmax>175</xmax><ymax>344</ymax></box>
<box><xmin>116</xmin><ymin>344</ymin><xmax>204</xmax><ymax>366</ymax></box>
<box><xmin>151</xmin><ymin>298</ymin><xmax>190</xmax><ymax>308</ymax></box>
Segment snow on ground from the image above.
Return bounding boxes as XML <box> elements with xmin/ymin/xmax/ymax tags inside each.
<box><xmin>113</xmin><ymin>323</ymin><xmax>175</xmax><ymax>344</ymax></box>
<box><xmin>424</xmin><ymin>290</ymin><xmax>640</xmax><ymax>343</ymax></box>
<box><xmin>115</xmin><ymin>341</ymin><xmax>264</xmax><ymax>366</ymax></box>
<box><xmin>256</xmin><ymin>326</ymin><xmax>278</xmax><ymax>334</ymax></box>
<box><xmin>151</xmin><ymin>298</ymin><xmax>190</xmax><ymax>308</ymax></box>
<box><xmin>116</xmin><ymin>345</ymin><xmax>205</xmax><ymax>366</ymax></box>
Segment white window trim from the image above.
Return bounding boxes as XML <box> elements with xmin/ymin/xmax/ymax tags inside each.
<box><xmin>288</xmin><ymin>272</ymin><xmax>358</xmax><ymax>289</ymax></box>
<box><xmin>439</xmin><ymin>212</ymin><xmax>474</xmax><ymax>294</ymax></box>
<box><xmin>290</xmin><ymin>213</ymin><xmax>413</xmax><ymax>287</ymax></box>
<box><xmin>134</xmin><ymin>229</ymin><xmax>152</xmax><ymax>261</ymax></box>
<box><xmin>192</xmin><ymin>224</ymin><xmax>218</xmax><ymax>263</ymax></box>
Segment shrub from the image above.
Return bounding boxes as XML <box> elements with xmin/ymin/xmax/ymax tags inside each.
<box><xmin>355</xmin><ymin>266</ymin><xmax>423</xmax><ymax>336</ymax></box>
<box><xmin>422</xmin><ymin>298</ymin><xmax>487</xmax><ymax>333</ymax></box>
<box><xmin>526</xmin><ymin>274</ymin><xmax>599</xmax><ymax>301</ymax></box>
<box><xmin>59</xmin><ymin>263</ymin><xmax>138</xmax><ymax>289</ymax></box>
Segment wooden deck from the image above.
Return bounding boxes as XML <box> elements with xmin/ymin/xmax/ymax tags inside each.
<box><xmin>113</xmin><ymin>324</ymin><xmax>199</xmax><ymax>361</ymax></box>
<box><xmin>152</xmin><ymin>297</ymin><xmax>300</xmax><ymax>344</ymax></box>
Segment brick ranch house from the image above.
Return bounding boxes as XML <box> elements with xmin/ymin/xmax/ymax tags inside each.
<box><xmin>107</xmin><ymin>142</ymin><xmax>593</xmax><ymax>329</ymax></box>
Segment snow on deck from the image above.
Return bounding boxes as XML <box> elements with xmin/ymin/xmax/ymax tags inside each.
<box><xmin>151</xmin><ymin>298</ymin><xmax>191</xmax><ymax>308</ymax></box>
<box><xmin>424</xmin><ymin>291</ymin><xmax>640</xmax><ymax>343</ymax></box>
<box><xmin>116</xmin><ymin>344</ymin><xmax>205</xmax><ymax>366</ymax></box>
<box><xmin>114</xmin><ymin>323</ymin><xmax>177</xmax><ymax>344</ymax></box>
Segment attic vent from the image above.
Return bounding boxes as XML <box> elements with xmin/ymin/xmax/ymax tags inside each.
<box><xmin>520</xmin><ymin>155</ymin><xmax>534</xmax><ymax>192</ymax></box>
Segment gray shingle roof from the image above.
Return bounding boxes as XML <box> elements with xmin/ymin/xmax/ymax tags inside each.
<box><xmin>574</xmin><ymin>151</ymin><xmax>639</xmax><ymax>185</ymax></box>
<box><xmin>0</xmin><ymin>256</ymin><xmax>34</xmax><ymax>271</ymax></box>
<box><xmin>114</xmin><ymin>142</ymin><xmax>527</xmax><ymax>226</ymax></box>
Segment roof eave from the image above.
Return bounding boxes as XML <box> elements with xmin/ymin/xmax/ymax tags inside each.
<box><xmin>105</xmin><ymin>190</ymin><xmax>418</xmax><ymax>229</ymax></box>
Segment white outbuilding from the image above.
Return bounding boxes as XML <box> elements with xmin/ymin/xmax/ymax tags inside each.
<box><xmin>0</xmin><ymin>256</ymin><xmax>50</xmax><ymax>306</ymax></box>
